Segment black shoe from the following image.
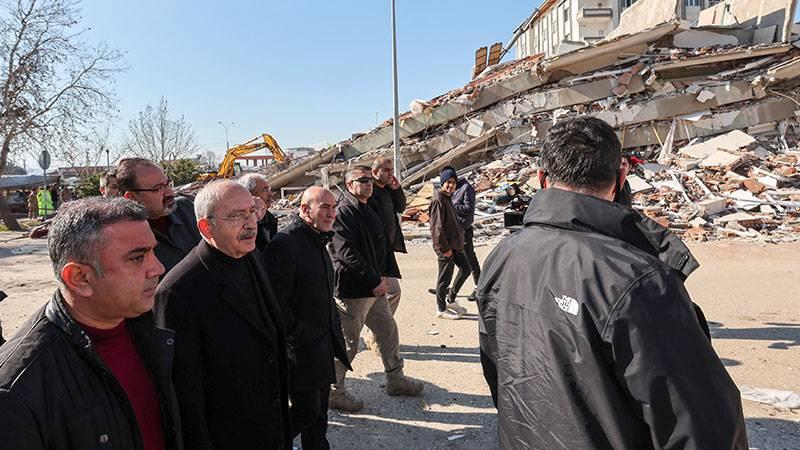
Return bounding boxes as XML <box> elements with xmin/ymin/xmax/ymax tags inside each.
<box><xmin>467</xmin><ymin>289</ymin><xmax>477</xmax><ymax>302</ymax></box>
<box><xmin>428</xmin><ymin>288</ymin><xmax>437</xmax><ymax>295</ymax></box>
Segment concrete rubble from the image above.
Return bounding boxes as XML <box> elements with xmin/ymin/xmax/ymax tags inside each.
<box><xmin>261</xmin><ymin>0</ymin><xmax>800</xmax><ymax>243</ymax></box>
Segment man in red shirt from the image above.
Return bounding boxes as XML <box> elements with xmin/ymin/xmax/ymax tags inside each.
<box><xmin>0</xmin><ymin>197</ymin><xmax>183</xmax><ymax>450</ymax></box>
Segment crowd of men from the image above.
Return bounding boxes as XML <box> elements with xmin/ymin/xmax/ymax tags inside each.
<box><xmin>0</xmin><ymin>117</ymin><xmax>748</xmax><ymax>449</ymax></box>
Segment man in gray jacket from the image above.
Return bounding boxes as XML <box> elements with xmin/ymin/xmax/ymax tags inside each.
<box><xmin>478</xmin><ymin>117</ymin><xmax>747</xmax><ymax>449</ymax></box>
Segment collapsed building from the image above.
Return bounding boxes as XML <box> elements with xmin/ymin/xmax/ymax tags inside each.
<box><xmin>265</xmin><ymin>0</ymin><xmax>800</xmax><ymax>243</ymax></box>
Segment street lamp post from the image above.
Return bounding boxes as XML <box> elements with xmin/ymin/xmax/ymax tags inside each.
<box><xmin>218</xmin><ymin>121</ymin><xmax>234</xmax><ymax>151</ymax></box>
<box><xmin>391</xmin><ymin>0</ymin><xmax>401</xmax><ymax>182</ymax></box>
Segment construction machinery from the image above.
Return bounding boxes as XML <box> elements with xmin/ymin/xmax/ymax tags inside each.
<box><xmin>200</xmin><ymin>133</ymin><xmax>287</xmax><ymax>181</ymax></box>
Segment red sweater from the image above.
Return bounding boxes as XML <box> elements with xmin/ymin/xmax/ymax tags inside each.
<box><xmin>82</xmin><ymin>321</ymin><xmax>166</xmax><ymax>450</ymax></box>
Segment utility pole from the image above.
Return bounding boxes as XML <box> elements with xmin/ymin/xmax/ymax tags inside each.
<box><xmin>391</xmin><ymin>0</ymin><xmax>402</xmax><ymax>181</ymax></box>
<box><xmin>218</xmin><ymin>121</ymin><xmax>233</xmax><ymax>151</ymax></box>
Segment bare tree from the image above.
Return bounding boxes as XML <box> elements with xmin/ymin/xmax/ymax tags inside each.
<box><xmin>57</xmin><ymin>125</ymin><xmax>118</xmax><ymax>175</ymax></box>
<box><xmin>0</xmin><ymin>0</ymin><xmax>123</xmax><ymax>230</ymax></box>
<box><xmin>200</xmin><ymin>150</ymin><xmax>219</xmax><ymax>170</ymax></box>
<box><xmin>122</xmin><ymin>96</ymin><xmax>199</xmax><ymax>164</ymax></box>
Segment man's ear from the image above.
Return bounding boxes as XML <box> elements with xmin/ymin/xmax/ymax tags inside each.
<box><xmin>122</xmin><ymin>191</ymin><xmax>136</xmax><ymax>201</ymax></box>
<box><xmin>61</xmin><ymin>263</ymin><xmax>94</xmax><ymax>298</ymax></box>
<box><xmin>537</xmin><ymin>169</ymin><xmax>547</xmax><ymax>190</ymax></box>
<box><xmin>197</xmin><ymin>218</ymin><xmax>214</xmax><ymax>240</ymax></box>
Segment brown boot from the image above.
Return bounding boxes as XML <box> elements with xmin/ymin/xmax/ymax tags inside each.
<box><xmin>329</xmin><ymin>389</ymin><xmax>364</xmax><ymax>412</ymax></box>
<box><xmin>385</xmin><ymin>370</ymin><xmax>424</xmax><ymax>397</ymax></box>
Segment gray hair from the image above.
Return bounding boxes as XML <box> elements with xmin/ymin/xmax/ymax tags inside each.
<box><xmin>237</xmin><ymin>173</ymin><xmax>270</xmax><ymax>193</ymax></box>
<box><xmin>48</xmin><ymin>197</ymin><xmax>149</xmax><ymax>283</ymax></box>
<box><xmin>195</xmin><ymin>180</ymin><xmax>248</xmax><ymax>219</ymax></box>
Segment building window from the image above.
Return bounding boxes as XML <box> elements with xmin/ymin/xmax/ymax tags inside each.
<box><xmin>620</xmin><ymin>0</ymin><xmax>637</xmax><ymax>9</ymax></box>
<box><xmin>685</xmin><ymin>0</ymin><xmax>700</xmax><ymax>5</ymax></box>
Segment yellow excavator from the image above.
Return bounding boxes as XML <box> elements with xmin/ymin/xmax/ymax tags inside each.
<box><xmin>200</xmin><ymin>133</ymin><xmax>287</xmax><ymax>181</ymax></box>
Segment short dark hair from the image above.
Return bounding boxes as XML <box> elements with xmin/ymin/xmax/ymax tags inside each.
<box><xmin>116</xmin><ymin>158</ymin><xmax>159</xmax><ymax>193</ymax></box>
<box><xmin>540</xmin><ymin>117</ymin><xmax>621</xmax><ymax>191</ymax></box>
<box><xmin>371</xmin><ymin>157</ymin><xmax>392</xmax><ymax>171</ymax></box>
<box><xmin>48</xmin><ymin>197</ymin><xmax>149</xmax><ymax>283</ymax></box>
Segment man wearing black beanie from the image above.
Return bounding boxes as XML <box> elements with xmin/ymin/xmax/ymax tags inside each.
<box><xmin>429</xmin><ymin>167</ymin><xmax>471</xmax><ymax>319</ymax></box>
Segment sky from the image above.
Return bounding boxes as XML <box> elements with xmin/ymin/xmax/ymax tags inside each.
<box><xmin>49</xmin><ymin>0</ymin><xmax>535</xmax><ymax>165</ymax></box>
<box><xmin>21</xmin><ymin>0</ymin><xmax>800</xmax><ymax>169</ymax></box>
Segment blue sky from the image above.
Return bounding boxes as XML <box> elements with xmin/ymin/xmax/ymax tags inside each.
<box><xmin>74</xmin><ymin>0</ymin><xmax>535</xmax><ymax>159</ymax></box>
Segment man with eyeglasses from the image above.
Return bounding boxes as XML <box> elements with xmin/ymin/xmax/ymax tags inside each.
<box><xmin>328</xmin><ymin>166</ymin><xmax>424</xmax><ymax>413</ymax></box>
<box><xmin>155</xmin><ymin>180</ymin><xmax>291</xmax><ymax>450</ymax></box>
<box><xmin>118</xmin><ymin>158</ymin><xmax>201</xmax><ymax>273</ymax></box>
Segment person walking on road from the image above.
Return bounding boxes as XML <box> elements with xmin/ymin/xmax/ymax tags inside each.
<box><xmin>429</xmin><ymin>167</ymin><xmax>470</xmax><ymax>320</ymax></box>
<box><xmin>329</xmin><ymin>166</ymin><xmax>424</xmax><ymax>412</ymax></box>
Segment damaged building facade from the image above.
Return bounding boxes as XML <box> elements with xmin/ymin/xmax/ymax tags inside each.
<box><xmin>514</xmin><ymin>0</ymin><xmax>714</xmax><ymax>58</ymax></box>
<box><xmin>261</xmin><ymin>0</ymin><xmax>800</xmax><ymax>243</ymax></box>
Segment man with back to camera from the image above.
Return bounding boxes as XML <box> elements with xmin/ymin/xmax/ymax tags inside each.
<box><xmin>155</xmin><ymin>180</ymin><xmax>291</xmax><ymax>450</ymax></box>
<box><xmin>328</xmin><ymin>166</ymin><xmax>424</xmax><ymax>412</ymax></box>
<box><xmin>0</xmin><ymin>197</ymin><xmax>183</xmax><ymax>450</ymax></box>
<box><xmin>263</xmin><ymin>186</ymin><xmax>351</xmax><ymax>449</ymax></box>
<box><xmin>477</xmin><ymin>116</ymin><xmax>747</xmax><ymax>449</ymax></box>
<box><xmin>117</xmin><ymin>158</ymin><xmax>201</xmax><ymax>273</ymax></box>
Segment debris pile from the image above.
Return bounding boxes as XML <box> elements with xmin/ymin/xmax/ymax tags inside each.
<box><xmin>263</xmin><ymin>0</ymin><xmax>800</xmax><ymax>242</ymax></box>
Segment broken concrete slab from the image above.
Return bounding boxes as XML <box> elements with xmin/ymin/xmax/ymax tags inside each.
<box><xmin>700</xmin><ymin>150</ymin><xmax>746</xmax><ymax>169</ymax></box>
<box><xmin>697</xmin><ymin>198</ymin><xmax>728</xmax><ymax>217</ymax></box>
<box><xmin>606</xmin><ymin>0</ymin><xmax>680</xmax><ymax>41</ymax></box>
<box><xmin>673</xmin><ymin>29</ymin><xmax>740</xmax><ymax>48</ymax></box>
<box><xmin>697</xmin><ymin>0</ymin><xmax>799</xmax><ymax>43</ymax></box>
<box><xmin>679</xmin><ymin>130</ymin><xmax>756</xmax><ymax>159</ymax></box>
<box><xmin>544</xmin><ymin>22</ymin><xmax>679</xmax><ymax>77</ymax></box>
<box><xmin>627</xmin><ymin>174</ymin><xmax>653</xmax><ymax>193</ymax></box>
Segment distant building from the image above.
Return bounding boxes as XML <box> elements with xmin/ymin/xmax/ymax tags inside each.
<box><xmin>515</xmin><ymin>0</ymin><xmax>712</xmax><ymax>59</ymax></box>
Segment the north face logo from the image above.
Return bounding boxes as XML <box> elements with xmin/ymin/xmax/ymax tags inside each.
<box><xmin>554</xmin><ymin>295</ymin><xmax>580</xmax><ymax>316</ymax></box>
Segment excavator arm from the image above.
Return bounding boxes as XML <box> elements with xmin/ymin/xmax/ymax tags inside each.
<box><xmin>204</xmin><ymin>133</ymin><xmax>287</xmax><ymax>180</ymax></box>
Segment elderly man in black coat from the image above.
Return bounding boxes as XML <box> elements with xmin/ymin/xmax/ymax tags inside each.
<box><xmin>155</xmin><ymin>180</ymin><xmax>291</xmax><ymax>450</ymax></box>
<box><xmin>263</xmin><ymin>186</ymin><xmax>351</xmax><ymax>450</ymax></box>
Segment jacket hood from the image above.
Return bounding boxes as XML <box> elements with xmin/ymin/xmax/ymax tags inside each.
<box><xmin>523</xmin><ymin>188</ymin><xmax>699</xmax><ymax>278</ymax></box>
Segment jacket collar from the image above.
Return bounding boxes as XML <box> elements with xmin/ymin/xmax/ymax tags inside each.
<box><xmin>195</xmin><ymin>240</ymin><xmax>278</xmax><ymax>341</ymax></box>
<box><xmin>523</xmin><ymin>188</ymin><xmax>699</xmax><ymax>278</ymax></box>
<box><xmin>45</xmin><ymin>289</ymin><xmax>93</xmax><ymax>351</ymax></box>
<box><xmin>284</xmin><ymin>214</ymin><xmax>334</xmax><ymax>247</ymax></box>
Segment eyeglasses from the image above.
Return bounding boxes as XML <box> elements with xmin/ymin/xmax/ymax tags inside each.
<box><xmin>128</xmin><ymin>179</ymin><xmax>173</xmax><ymax>193</ymax></box>
<box><xmin>209</xmin><ymin>208</ymin><xmax>257</xmax><ymax>224</ymax></box>
<box><xmin>351</xmin><ymin>177</ymin><xmax>373</xmax><ymax>184</ymax></box>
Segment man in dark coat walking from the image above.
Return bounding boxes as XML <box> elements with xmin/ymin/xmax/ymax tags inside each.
<box><xmin>329</xmin><ymin>166</ymin><xmax>424</xmax><ymax>412</ymax></box>
<box><xmin>429</xmin><ymin>167</ymin><xmax>470</xmax><ymax>320</ymax></box>
<box><xmin>263</xmin><ymin>186</ymin><xmax>351</xmax><ymax>449</ymax></box>
<box><xmin>365</xmin><ymin>157</ymin><xmax>407</xmax><ymax>351</ymax></box>
<box><xmin>477</xmin><ymin>117</ymin><xmax>747</xmax><ymax>449</ymax></box>
<box><xmin>155</xmin><ymin>180</ymin><xmax>291</xmax><ymax>450</ymax></box>
<box><xmin>0</xmin><ymin>197</ymin><xmax>183</xmax><ymax>450</ymax></box>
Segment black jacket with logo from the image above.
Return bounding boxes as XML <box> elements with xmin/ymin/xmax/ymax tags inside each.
<box><xmin>0</xmin><ymin>292</ymin><xmax>183</xmax><ymax>450</ymax></box>
<box><xmin>330</xmin><ymin>191</ymin><xmax>387</xmax><ymax>299</ymax></box>
<box><xmin>263</xmin><ymin>216</ymin><xmax>352</xmax><ymax>392</ymax></box>
<box><xmin>477</xmin><ymin>188</ymin><xmax>747</xmax><ymax>450</ymax></box>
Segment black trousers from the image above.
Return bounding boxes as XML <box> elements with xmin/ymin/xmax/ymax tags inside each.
<box><xmin>479</xmin><ymin>332</ymin><xmax>498</xmax><ymax>408</ymax></box>
<box><xmin>435</xmin><ymin>250</ymin><xmax>471</xmax><ymax>311</ymax></box>
<box><xmin>290</xmin><ymin>385</ymin><xmax>331</xmax><ymax>450</ymax></box>
<box><xmin>453</xmin><ymin>227</ymin><xmax>481</xmax><ymax>289</ymax></box>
